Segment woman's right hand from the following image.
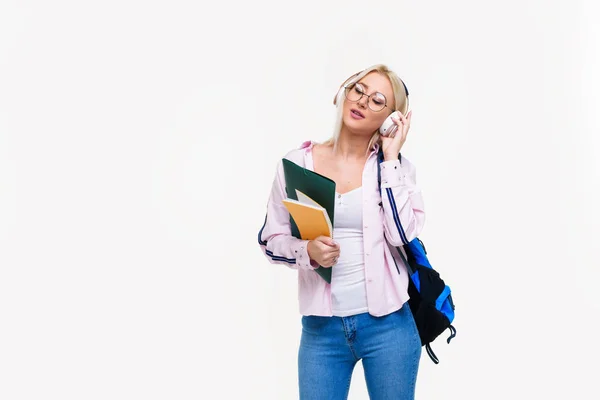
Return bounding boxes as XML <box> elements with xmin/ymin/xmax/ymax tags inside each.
<box><xmin>307</xmin><ymin>236</ymin><xmax>340</xmax><ymax>268</ymax></box>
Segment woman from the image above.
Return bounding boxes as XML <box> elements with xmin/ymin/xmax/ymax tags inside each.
<box><xmin>257</xmin><ymin>64</ymin><xmax>425</xmax><ymax>399</ymax></box>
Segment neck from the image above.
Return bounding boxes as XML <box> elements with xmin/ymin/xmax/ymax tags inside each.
<box><xmin>334</xmin><ymin>127</ymin><xmax>373</xmax><ymax>161</ymax></box>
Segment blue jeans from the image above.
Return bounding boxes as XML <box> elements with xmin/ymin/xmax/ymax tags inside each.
<box><xmin>298</xmin><ymin>301</ymin><xmax>421</xmax><ymax>400</ymax></box>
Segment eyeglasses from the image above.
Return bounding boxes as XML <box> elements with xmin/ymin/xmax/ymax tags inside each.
<box><xmin>344</xmin><ymin>82</ymin><xmax>388</xmax><ymax>112</ymax></box>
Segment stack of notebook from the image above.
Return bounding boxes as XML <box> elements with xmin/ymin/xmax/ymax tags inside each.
<box><xmin>280</xmin><ymin>158</ymin><xmax>337</xmax><ymax>284</ymax></box>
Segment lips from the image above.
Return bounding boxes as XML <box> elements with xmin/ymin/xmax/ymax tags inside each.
<box><xmin>350</xmin><ymin>109</ymin><xmax>365</xmax><ymax>119</ymax></box>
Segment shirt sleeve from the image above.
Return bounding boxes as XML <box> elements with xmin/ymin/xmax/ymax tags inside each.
<box><xmin>257</xmin><ymin>159</ymin><xmax>319</xmax><ymax>271</ymax></box>
<box><xmin>379</xmin><ymin>158</ymin><xmax>426</xmax><ymax>246</ymax></box>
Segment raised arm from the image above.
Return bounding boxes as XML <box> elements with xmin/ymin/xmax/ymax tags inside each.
<box><xmin>380</xmin><ymin>157</ymin><xmax>425</xmax><ymax>246</ymax></box>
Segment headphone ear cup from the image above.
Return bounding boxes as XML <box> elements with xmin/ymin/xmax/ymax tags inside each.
<box><xmin>334</xmin><ymin>70</ymin><xmax>363</xmax><ymax>106</ymax></box>
<box><xmin>333</xmin><ymin>86</ymin><xmax>345</xmax><ymax>106</ymax></box>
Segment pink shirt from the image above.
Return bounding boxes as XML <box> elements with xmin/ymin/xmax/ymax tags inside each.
<box><xmin>258</xmin><ymin>140</ymin><xmax>426</xmax><ymax>317</ymax></box>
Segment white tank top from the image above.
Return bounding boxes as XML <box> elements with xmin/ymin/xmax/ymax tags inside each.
<box><xmin>331</xmin><ymin>187</ymin><xmax>368</xmax><ymax>317</ymax></box>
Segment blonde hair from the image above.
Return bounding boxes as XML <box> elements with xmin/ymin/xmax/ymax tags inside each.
<box><xmin>324</xmin><ymin>64</ymin><xmax>409</xmax><ymax>153</ymax></box>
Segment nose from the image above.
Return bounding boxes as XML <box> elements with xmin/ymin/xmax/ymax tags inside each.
<box><xmin>357</xmin><ymin>95</ymin><xmax>368</xmax><ymax>109</ymax></box>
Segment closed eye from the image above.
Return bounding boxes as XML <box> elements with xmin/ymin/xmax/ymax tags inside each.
<box><xmin>372</xmin><ymin>93</ymin><xmax>386</xmax><ymax>105</ymax></box>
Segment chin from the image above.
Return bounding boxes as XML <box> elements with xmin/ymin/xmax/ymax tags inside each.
<box><xmin>342</xmin><ymin>117</ymin><xmax>375</xmax><ymax>136</ymax></box>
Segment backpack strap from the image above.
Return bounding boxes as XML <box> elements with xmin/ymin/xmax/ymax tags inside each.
<box><xmin>376</xmin><ymin>149</ymin><xmax>414</xmax><ymax>274</ymax></box>
<box><xmin>426</xmin><ymin>344</ymin><xmax>439</xmax><ymax>364</ymax></box>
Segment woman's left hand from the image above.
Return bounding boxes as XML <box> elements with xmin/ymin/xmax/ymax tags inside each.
<box><xmin>381</xmin><ymin>110</ymin><xmax>412</xmax><ymax>161</ymax></box>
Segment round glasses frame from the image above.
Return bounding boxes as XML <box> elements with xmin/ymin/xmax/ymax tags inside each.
<box><xmin>344</xmin><ymin>83</ymin><xmax>389</xmax><ymax>112</ymax></box>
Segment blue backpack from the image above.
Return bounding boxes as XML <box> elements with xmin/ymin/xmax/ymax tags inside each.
<box><xmin>377</xmin><ymin>150</ymin><xmax>456</xmax><ymax>364</ymax></box>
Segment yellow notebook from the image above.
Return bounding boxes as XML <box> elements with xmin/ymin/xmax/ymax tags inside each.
<box><xmin>282</xmin><ymin>190</ymin><xmax>333</xmax><ymax>240</ymax></box>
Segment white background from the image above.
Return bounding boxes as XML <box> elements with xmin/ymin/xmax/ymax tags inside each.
<box><xmin>1</xmin><ymin>1</ymin><xmax>599</xmax><ymax>399</ymax></box>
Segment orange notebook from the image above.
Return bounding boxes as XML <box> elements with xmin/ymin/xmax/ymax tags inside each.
<box><xmin>282</xmin><ymin>190</ymin><xmax>333</xmax><ymax>240</ymax></box>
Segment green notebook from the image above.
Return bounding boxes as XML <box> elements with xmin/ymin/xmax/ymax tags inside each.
<box><xmin>281</xmin><ymin>158</ymin><xmax>336</xmax><ymax>284</ymax></box>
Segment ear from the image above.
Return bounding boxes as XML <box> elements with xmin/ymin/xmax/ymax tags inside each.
<box><xmin>333</xmin><ymin>70</ymin><xmax>363</xmax><ymax>106</ymax></box>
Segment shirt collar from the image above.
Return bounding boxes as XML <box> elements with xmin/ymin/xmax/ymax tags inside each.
<box><xmin>372</xmin><ymin>141</ymin><xmax>380</xmax><ymax>153</ymax></box>
<box><xmin>299</xmin><ymin>140</ymin><xmax>314</xmax><ymax>150</ymax></box>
